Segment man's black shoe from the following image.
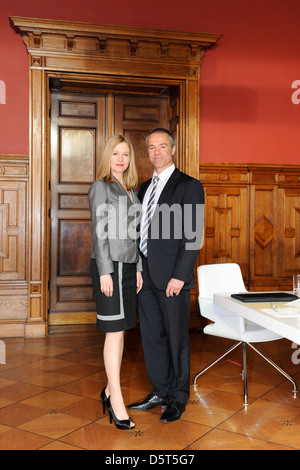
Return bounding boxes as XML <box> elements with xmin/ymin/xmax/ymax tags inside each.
<box><xmin>160</xmin><ymin>400</ymin><xmax>185</xmax><ymax>423</ymax></box>
<box><xmin>128</xmin><ymin>392</ymin><xmax>168</xmax><ymax>411</ymax></box>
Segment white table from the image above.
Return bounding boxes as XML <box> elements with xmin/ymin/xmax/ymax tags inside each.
<box><xmin>213</xmin><ymin>293</ymin><xmax>300</xmax><ymax>345</ymax></box>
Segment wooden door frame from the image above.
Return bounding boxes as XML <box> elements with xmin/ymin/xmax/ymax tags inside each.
<box><xmin>10</xmin><ymin>16</ymin><xmax>221</xmax><ymax>336</ymax></box>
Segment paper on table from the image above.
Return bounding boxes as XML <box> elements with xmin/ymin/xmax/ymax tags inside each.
<box><xmin>287</xmin><ymin>298</ymin><xmax>300</xmax><ymax>306</ymax></box>
<box><xmin>262</xmin><ymin>307</ymin><xmax>300</xmax><ymax>318</ymax></box>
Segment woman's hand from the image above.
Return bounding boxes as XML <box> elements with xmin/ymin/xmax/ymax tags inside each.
<box><xmin>100</xmin><ymin>274</ymin><xmax>113</xmax><ymax>297</ymax></box>
<box><xmin>136</xmin><ymin>271</ymin><xmax>143</xmax><ymax>294</ymax></box>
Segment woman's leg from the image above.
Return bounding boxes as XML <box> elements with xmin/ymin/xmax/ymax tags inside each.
<box><xmin>103</xmin><ymin>330</ymin><xmax>134</xmax><ymax>426</ymax></box>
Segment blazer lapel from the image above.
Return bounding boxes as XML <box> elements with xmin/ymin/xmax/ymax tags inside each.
<box><xmin>111</xmin><ymin>179</ymin><xmax>136</xmax><ymax>206</ymax></box>
<box><xmin>138</xmin><ymin>179</ymin><xmax>151</xmax><ymax>203</ymax></box>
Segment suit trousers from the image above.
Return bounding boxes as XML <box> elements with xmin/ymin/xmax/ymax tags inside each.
<box><xmin>138</xmin><ymin>258</ymin><xmax>191</xmax><ymax>405</ymax></box>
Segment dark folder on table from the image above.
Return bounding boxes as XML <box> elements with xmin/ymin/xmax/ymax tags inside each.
<box><xmin>231</xmin><ymin>292</ymin><xmax>298</xmax><ymax>303</ymax></box>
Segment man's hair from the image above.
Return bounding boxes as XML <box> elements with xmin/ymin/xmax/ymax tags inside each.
<box><xmin>146</xmin><ymin>128</ymin><xmax>175</xmax><ymax>148</ymax></box>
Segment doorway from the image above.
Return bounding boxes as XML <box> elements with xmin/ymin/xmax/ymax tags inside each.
<box><xmin>49</xmin><ymin>79</ymin><xmax>180</xmax><ymax>325</ymax></box>
<box><xmin>10</xmin><ymin>16</ymin><xmax>220</xmax><ymax>335</ymax></box>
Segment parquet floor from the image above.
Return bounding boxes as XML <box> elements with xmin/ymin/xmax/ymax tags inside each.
<box><xmin>0</xmin><ymin>315</ymin><xmax>300</xmax><ymax>450</ymax></box>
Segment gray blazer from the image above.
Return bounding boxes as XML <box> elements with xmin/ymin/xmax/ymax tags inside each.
<box><xmin>88</xmin><ymin>178</ymin><xmax>142</xmax><ymax>276</ymax></box>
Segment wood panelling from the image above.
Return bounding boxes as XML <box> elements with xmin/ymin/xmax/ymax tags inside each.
<box><xmin>1</xmin><ymin>154</ymin><xmax>300</xmax><ymax>335</ymax></box>
<box><xmin>198</xmin><ymin>163</ymin><xmax>300</xmax><ymax>293</ymax></box>
<box><xmin>114</xmin><ymin>94</ymin><xmax>169</xmax><ymax>186</ymax></box>
<box><xmin>0</xmin><ymin>155</ymin><xmax>28</xmax><ymax>337</ymax></box>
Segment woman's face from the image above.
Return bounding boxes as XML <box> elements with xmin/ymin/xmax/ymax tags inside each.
<box><xmin>110</xmin><ymin>142</ymin><xmax>130</xmax><ymax>181</ymax></box>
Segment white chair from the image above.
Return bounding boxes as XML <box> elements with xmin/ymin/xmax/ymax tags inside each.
<box><xmin>193</xmin><ymin>263</ymin><xmax>297</xmax><ymax>405</ymax></box>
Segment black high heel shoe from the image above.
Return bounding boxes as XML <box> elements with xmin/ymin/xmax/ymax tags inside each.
<box><xmin>107</xmin><ymin>396</ymin><xmax>135</xmax><ymax>430</ymax></box>
<box><xmin>100</xmin><ymin>387</ymin><xmax>108</xmax><ymax>415</ymax></box>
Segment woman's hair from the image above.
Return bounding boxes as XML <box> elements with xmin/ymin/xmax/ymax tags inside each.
<box><xmin>96</xmin><ymin>135</ymin><xmax>138</xmax><ymax>189</ymax></box>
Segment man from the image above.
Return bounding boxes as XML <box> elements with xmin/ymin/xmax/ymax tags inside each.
<box><xmin>128</xmin><ymin>128</ymin><xmax>204</xmax><ymax>423</ymax></box>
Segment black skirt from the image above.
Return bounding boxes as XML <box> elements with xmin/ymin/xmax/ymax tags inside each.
<box><xmin>90</xmin><ymin>258</ymin><xmax>137</xmax><ymax>333</ymax></box>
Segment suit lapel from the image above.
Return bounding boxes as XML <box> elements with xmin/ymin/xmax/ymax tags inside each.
<box><xmin>140</xmin><ymin>168</ymin><xmax>181</xmax><ymax>208</ymax></box>
<box><xmin>157</xmin><ymin>167</ymin><xmax>181</xmax><ymax>205</ymax></box>
<box><xmin>139</xmin><ymin>168</ymin><xmax>181</xmax><ymax>204</ymax></box>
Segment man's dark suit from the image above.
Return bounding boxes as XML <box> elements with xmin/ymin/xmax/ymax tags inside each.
<box><xmin>138</xmin><ymin>167</ymin><xmax>204</xmax><ymax>405</ymax></box>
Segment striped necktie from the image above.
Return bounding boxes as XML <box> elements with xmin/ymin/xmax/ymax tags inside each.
<box><xmin>140</xmin><ymin>175</ymin><xmax>159</xmax><ymax>256</ymax></box>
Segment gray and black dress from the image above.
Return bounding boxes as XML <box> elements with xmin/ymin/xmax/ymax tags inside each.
<box><xmin>88</xmin><ymin>178</ymin><xmax>142</xmax><ymax>333</ymax></box>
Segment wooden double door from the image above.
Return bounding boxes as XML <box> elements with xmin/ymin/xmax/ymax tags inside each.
<box><xmin>49</xmin><ymin>88</ymin><xmax>177</xmax><ymax>325</ymax></box>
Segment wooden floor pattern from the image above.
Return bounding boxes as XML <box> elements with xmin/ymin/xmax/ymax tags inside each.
<box><xmin>0</xmin><ymin>315</ymin><xmax>300</xmax><ymax>450</ymax></box>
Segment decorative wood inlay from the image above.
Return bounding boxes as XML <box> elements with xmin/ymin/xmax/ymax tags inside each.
<box><xmin>254</xmin><ymin>216</ymin><xmax>273</xmax><ymax>249</ymax></box>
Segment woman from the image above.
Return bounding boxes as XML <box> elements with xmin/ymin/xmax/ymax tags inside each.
<box><xmin>88</xmin><ymin>135</ymin><xmax>142</xmax><ymax>430</ymax></box>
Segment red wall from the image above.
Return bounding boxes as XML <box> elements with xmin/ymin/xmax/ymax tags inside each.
<box><xmin>1</xmin><ymin>0</ymin><xmax>300</xmax><ymax>164</ymax></box>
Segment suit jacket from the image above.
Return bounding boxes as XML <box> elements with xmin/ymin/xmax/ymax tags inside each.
<box><xmin>139</xmin><ymin>167</ymin><xmax>204</xmax><ymax>290</ymax></box>
<box><xmin>88</xmin><ymin>179</ymin><xmax>142</xmax><ymax>276</ymax></box>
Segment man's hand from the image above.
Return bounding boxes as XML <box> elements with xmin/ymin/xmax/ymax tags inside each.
<box><xmin>166</xmin><ymin>278</ymin><xmax>184</xmax><ymax>297</ymax></box>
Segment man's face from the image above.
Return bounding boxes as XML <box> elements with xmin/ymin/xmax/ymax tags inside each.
<box><xmin>147</xmin><ymin>132</ymin><xmax>176</xmax><ymax>174</ymax></box>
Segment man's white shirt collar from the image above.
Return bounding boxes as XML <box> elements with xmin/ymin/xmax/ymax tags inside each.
<box><xmin>153</xmin><ymin>163</ymin><xmax>175</xmax><ymax>183</ymax></box>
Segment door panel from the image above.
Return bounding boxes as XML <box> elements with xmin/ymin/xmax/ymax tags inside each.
<box><xmin>60</xmin><ymin>128</ymin><xmax>96</xmax><ymax>182</ymax></box>
<box><xmin>50</xmin><ymin>92</ymin><xmax>106</xmax><ymax>322</ymax></box>
<box><xmin>114</xmin><ymin>95</ymin><xmax>169</xmax><ymax>185</ymax></box>
<box><xmin>50</xmin><ymin>90</ymin><xmax>172</xmax><ymax>324</ymax></box>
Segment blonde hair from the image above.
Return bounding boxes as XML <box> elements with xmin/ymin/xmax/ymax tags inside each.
<box><xmin>96</xmin><ymin>135</ymin><xmax>138</xmax><ymax>189</ymax></box>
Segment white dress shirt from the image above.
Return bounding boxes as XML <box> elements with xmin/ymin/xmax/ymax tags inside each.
<box><xmin>140</xmin><ymin>163</ymin><xmax>175</xmax><ymax>250</ymax></box>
